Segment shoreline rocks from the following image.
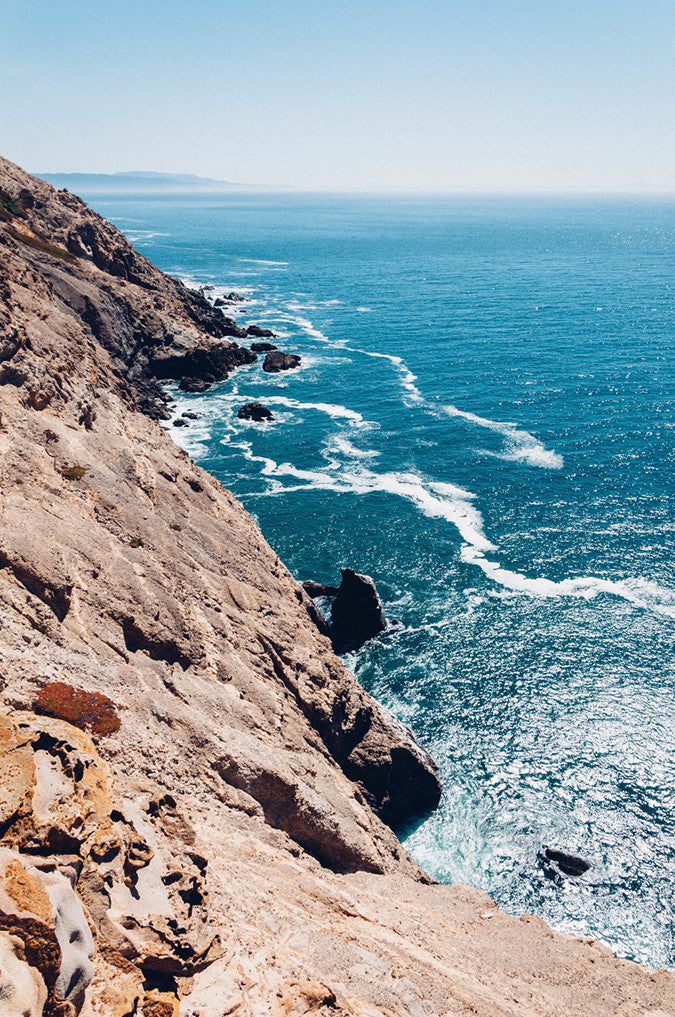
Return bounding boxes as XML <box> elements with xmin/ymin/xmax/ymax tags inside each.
<box><xmin>541</xmin><ymin>847</ymin><xmax>592</xmax><ymax>878</ymax></box>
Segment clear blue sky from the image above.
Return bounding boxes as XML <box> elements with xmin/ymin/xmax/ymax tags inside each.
<box><xmin>2</xmin><ymin>0</ymin><xmax>673</xmax><ymax>192</ymax></box>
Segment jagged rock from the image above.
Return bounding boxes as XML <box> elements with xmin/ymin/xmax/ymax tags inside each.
<box><xmin>302</xmin><ymin>579</ymin><xmax>340</xmax><ymax>599</ymax></box>
<box><xmin>305</xmin><ymin>568</ymin><xmax>388</xmax><ymax>653</ymax></box>
<box><xmin>250</xmin><ymin>341</ymin><xmax>277</xmax><ymax>352</ymax></box>
<box><xmin>237</xmin><ymin>403</ymin><xmax>274</xmax><ymax>422</ymax></box>
<box><xmin>262</xmin><ymin>351</ymin><xmax>301</xmax><ymax>373</ymax></box>
<box><xmin>246</xmin><ymin>325</ymin><xmax>276</xmax><ymax>338</ymax></box>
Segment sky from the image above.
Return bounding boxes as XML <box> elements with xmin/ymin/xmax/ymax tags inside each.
<box><xmin>2</xmin><ymin>0</ymin><xmax>673</xmax><ymax>192</ymax></box>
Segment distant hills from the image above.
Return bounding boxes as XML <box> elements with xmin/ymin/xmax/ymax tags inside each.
<box><xmin>38</xmin><ymin>171</ymin><xmax>240</xmax><ymax>194</ymax></box>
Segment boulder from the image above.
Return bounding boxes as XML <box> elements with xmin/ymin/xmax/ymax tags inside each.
<box><xmin>262</xmin><ymin>351</ymin><xmax>301</xmax><ymax>374</ymax></box>
<box><xmin>250</xmin><ymin>341</ymin><xmax>277</xmax><ymax>353</ymax></box>
<box><xmin>237</xmin><ymin>403</ymin><xmax>274</xmax><ymax>422</ymax></box>
<box><xmin>151</xmin><ymin>341</ymin><xmax>256</xmax><ymax>388</ymax></box>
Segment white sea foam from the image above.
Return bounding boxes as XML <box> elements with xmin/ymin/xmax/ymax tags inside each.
<box><xmin>240</xmin><ymin>258</ymin><xmax>289</xmax><ymax>266</ymax></box>
<box><xmin>461</xmin><ymin>546</ymin><xmax>675</xmax><ymax>619</ymax></box>
<box><xmin>262</xmin><ymin>395</ymin><xmax>366</xmax><ymax>425</ymax></box>
<box><xmin>443</xmin><ymin>404</ymin><xmax>563</xmax><ymax>469</ymax></box>
<box><xmin>342</xmin><ymin>346</ymin><xmax>425</xmax><ymax>405</ymax></box>
<box><xmin>326</xmin><ymin>436</ymin><xmax>379</xmax><ymax>459</ymax></box>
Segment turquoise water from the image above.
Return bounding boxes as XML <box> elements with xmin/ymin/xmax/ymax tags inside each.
<box><xmin>94</xmin><ymin>192</ymin><xmax>673</xmax><ymax>967</ymax></box>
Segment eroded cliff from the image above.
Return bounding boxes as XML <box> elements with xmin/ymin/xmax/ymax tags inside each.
<box><xmin>0</xmin><ymin>155</ymin><xmax>672</xmax><ymax>1016</ymax></box>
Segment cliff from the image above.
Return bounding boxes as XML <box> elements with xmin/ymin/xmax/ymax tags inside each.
<box><xmin>0</xmin><ymin>155</ymin><xmax>672</xmax><ymax>1016</ymax></box>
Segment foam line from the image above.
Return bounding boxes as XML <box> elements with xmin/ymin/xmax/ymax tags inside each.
<box><xmin>443</xmin><ymin>404</ymin><xmax>563</xmax><ymax>469</ymax></box>
<box><xmin>461</xmin><ymin>546</ymin><xmax>675</xmax><ymax>618</ymax></box>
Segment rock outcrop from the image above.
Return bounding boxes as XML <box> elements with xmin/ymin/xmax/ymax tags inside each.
<box><xmin>0</xmin><ymin>155</ymin><xmax>673</xmax><ymax>1015</ymax></box>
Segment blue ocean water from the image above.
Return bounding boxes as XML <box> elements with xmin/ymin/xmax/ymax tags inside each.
<box><xmin>92</xmin><ymin>191</ymin><xmax>673</xmax><ymax>967</ymax></box>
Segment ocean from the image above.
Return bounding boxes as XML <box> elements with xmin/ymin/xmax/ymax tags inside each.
<box><xmin>86</xmin><ymin>190</ymin><xmax>673</xmax><ymax>967</ymax></box>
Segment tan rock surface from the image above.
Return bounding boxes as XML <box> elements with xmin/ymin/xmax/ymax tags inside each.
<box><xmin>0</xmin><ymin>155</ymin><xmax>673</xmax><ymax>1015</ymax></box>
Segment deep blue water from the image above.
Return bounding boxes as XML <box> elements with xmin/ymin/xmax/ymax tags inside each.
<box><xmin>90</xmin><ymin>191</ymin><xmax>673</xmax><ymax>967</ymax></box>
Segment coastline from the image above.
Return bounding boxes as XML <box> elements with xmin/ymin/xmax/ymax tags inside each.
<box><xmin>1</xmin><ymin>155</ymin><xmax>673</xmax><ymax>1014</ymax></box>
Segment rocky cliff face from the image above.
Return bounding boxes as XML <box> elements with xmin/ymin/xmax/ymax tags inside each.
<box><xmin>0</xmin><ymin>155</ymin><xmax>672</xmax><ymax>1016</ymax></box>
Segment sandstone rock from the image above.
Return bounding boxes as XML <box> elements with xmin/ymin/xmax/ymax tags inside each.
<box><xmin>262</xmin><ymin>350</ymin><xmax>301</xmax><ymax>373</ymax></box>
<box><xmin>237</xmin><ymin>402</ymin><xmax>274</xmax><ymax>422</ymax></box>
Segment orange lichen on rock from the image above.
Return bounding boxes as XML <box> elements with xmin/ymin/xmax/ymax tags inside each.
<box><xmin>32</xmin><ymin>682</ymin><xmax>121</xmax><ymax>737</ymax></box>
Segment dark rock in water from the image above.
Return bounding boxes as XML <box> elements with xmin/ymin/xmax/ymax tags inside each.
<box><xmin>173</xmin><ymin>417</ymin><xmax>188</xmax><ymax>427</ymax></box>
<box><xmin>250</xmin><ymin>341</ymin><xmax>278</xmax><ymax>353</ymax></box>
<box><xmin>181</xmin><ymin>411</ymin><xmax>200</xmax><ymax>419</ymax></box>
<box><xmin>303</xmin><ymin>569</ymin><xmax>388</xmax><ymax>651</ymax></box>
<box><xmin>237</xmin><ymin>402</ymin><xmax>274</xmax><ymax>422</ymax></box>
<box><xmin>213</xmin><ymin>297</ymin><xmax>225</xmax><ymax>307</ymax></box>
<box><xmin>227</xmin><ymin>291</ymin><xmax>245</xmax><ymax>302</ymax></box>
<box><xmin>332</xmin><ymin>568</ymin><xmax>387</xmax><ymax>651</ymax></box>
<box><xmin>247</xmin><ymin>324</ymin><xmax>276</xmax><ymax>338</ymax></box>
<box><xmin>302</xmin><ymin>579</ymin><xmax>340</xmax><ymax>599</ymax></box>
<box><xmin>541</xmin><ymin>847</ymin><xmax>591</xmax><ymax>878</ymax></box>
<box><xmin>179</xmin><ymin>377</ymin><xmax>211</xmax><ymax>393</ymax></box>
<box><xmin>263</xmin><ymin>351</ymin><xmax>301</xmax><ymax>373</ymax></box>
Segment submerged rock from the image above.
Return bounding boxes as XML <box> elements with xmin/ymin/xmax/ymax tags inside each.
<box><xmin>262</xmin><ymin>351</ymin><xmax>301</xmax><ymax>373</ymax></box>
<box><xmin>237</xmin><ymin>402</ymin><xmax>274</xmax><ymax>422</ymax></box>
<box><xmin>541</xmin><ymin>847</ymin><xmax>592</xmax><ymax>878</ymax></box>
